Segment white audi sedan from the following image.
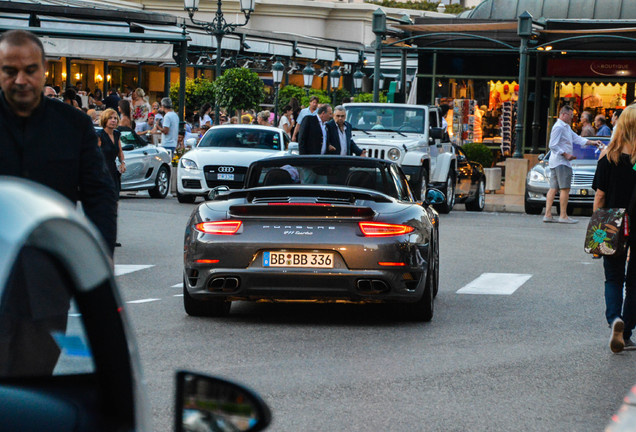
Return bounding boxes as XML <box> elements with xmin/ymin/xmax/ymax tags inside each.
<box><xmin>176</xmin><ymin>124</ymin><xmax>293</xmax><ymax>203</ymax></box>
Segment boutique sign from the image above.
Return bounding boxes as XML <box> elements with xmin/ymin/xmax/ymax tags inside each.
<box><xmin>547</xmin><ymin>59</ymin><xmax>636</xmax><ymax>77</ymax></box>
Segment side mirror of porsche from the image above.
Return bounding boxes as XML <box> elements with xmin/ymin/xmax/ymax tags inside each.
<box><xmin>425</xmin><ymin>188</ymin><xmax>445</xmax><ymax>205</ymax></box>
<box><xmin>287</xmin><ymin>142</ymin><xmax>299</xmax><ymax>154</ymax></box>
<box><xmin>175</xmin><ymin>371</ymin><xmax>272</xmax><ymax>432</ymax></box>
<box><xmin>122</xmin><ymin>143</ymin><xmax>134</xmax><ymax>152</ymax></box>
<box><xmin>208</xmin><ymin>185</ymin><xmax>230</xmax><ymax>201</ymax></box>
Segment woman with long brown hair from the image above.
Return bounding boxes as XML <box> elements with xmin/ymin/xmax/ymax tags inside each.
<box><xmin>593</xmin><ymin>104</ymin><xmax>636</xmax><ymax>353</ymax></box>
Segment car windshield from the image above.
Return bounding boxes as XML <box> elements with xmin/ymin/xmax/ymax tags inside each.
<box><xmin>248</xmin><ymin>159</ymin><xmax>412</xmax><ymax>200</ymax></box>
<box><xmin>346</xmin><ymin>106</ymin><xmax>425</xmax><ymax>133</ymax></box>
<box><xmin>198</xmin><ymin>128</ymin><xmax>282</xmax><ymax>151</ymax></box>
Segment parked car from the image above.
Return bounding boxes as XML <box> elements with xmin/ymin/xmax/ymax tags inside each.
<box><xmin>344</xmin><ymin>102</ymin><xmax>457</xmax><ymax>212</ymax></box>
<box><xmin>524</xmin><ymin>137</ymin><xmax>609</xmax><ymax>215</ymax></box>
<box><xmin>0</xmin><ymin>177</ymin><xmax>271</xmax><ymax>431</ymax></box>
<box><xmin>183</xmin><ymin>155</ymin><xmax>444</xmax><ymax>322</ymax></box>
<box><xmin>176</xmin><ymin>125</ymin><xmax>293</xmax><ymax>203</ymax></box>
<box><xmin>96</xmin><ymin>127</ymin><xmax>173</xmax><ymax>199</ymax></box>
<box><xmin>453</xmin><ymin>144</ymin><xmax>486</xmax><ymax>211</ymax></box>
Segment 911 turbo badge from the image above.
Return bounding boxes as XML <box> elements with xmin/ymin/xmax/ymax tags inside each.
<box><xmin>261</xmin><ymin>225</ymin><xmax>336</xmax><ymax>235</ymax></box>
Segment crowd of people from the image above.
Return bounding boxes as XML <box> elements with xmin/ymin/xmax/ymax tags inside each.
<box><xmin>44</xmin><ymin>79</ymin><xmax>366</xmax><ymax>159</ymax></box>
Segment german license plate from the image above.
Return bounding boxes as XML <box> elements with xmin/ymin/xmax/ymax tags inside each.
<box><xmin>217</xmin><ymin>173</ymin><xmax>234</xmax><ymax>180</ymax></box>
<box><xmin>263</xmin><ymin>252</ymin><xmax>334</xmax><ymax>268</ymax></box>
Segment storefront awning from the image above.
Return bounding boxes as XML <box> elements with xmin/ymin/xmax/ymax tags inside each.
<box><xmin>40</xmin><ymin>36</ymin><xmax>175</xmax><ymax>62</ymax></box>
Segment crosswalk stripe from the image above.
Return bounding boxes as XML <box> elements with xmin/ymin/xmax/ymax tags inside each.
<box><xmin>115</xmin><ymin>264</ymin><xmax>155</xmax><ymax>276</ymax></box>
<box><xmin>457</xmin><ymin>273</ymin><xmax>532</xmax><ymax>295</ymax></box>
<box><xmin>127</xmin><ymin>298</ymin><xmax>161</xmax><ymax>304</ymax></box>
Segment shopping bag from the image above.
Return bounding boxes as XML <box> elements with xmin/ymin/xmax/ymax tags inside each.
<box><xmin>584</xmin><ymin>208</ymin><xmax>629</xmax><ymax>256</ymax></box>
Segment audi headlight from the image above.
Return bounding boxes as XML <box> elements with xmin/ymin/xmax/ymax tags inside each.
<box><xmin>180</xmin><ymin>158</ymin><xmax>198</xmax><ymax>170</ymax></box>
<box><xmin>388</xmin><ymin>148</ymin><xmax>401</xmax><ymax>161</ymax></box>
<box><xmin>529</xmin><ymin>169</ymin><xmax>546</xmax><ymax>183</ymax></box>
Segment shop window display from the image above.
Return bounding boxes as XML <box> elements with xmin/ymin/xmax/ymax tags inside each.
<box><xmin>436</xmin><ymin>79</ymin><xmax>518</xmax><ymax>157</ymax></box>
<box><xmin>554</xmin><ymin>82</ymin><xmax>627</xmax><ymax>136</ymax></box>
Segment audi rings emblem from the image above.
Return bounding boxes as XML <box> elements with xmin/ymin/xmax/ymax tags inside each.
<box><xmin>218</xmin><ymin>167</ymin><xmax>235</xmax><ymax>173</ymax></box>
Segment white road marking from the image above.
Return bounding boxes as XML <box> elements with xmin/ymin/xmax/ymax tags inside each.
<box><xmin>127</xmin><ymin>298</ymin><xmax>161</xmax><ymax>304</ymax></box>
<box><xmin>174</xmin><ymin>294</ymin><xmax>184</xmax><ymax>297</ymax></box>
<box><xmin>171</xmin><ymin>283</ymin><xmax>183</xmax><ymax>288</ymax></box>
<box><xmin>115</xmin><ymin>264</ymin><xmax>155</xmax><ymax>276</ymax></box>
<box><xmin>457</xmin><ymin>273</ymin><xmax>532</xmax><ymax>295</ymax></box>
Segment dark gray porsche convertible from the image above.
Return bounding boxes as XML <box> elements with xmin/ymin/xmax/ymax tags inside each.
<box><xmin>183</xmin><ymin>156</ymin><xmax>443</xmax><ymax>321</ymax></box>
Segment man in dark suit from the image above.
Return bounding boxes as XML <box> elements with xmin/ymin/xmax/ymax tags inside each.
<box><xmin>0</xmin><ymin>30</ymin><xmax>117</xmax><ymax>253</ymax></box>
<box><xmin>325</xmin><ymin>105</ymin><xmax>366</xmax><ymax>156</ymax></box>
<box><xmin>298</xmin><ymin>104</ymin><xmax>334</xmax><ymax>155</ymax></box>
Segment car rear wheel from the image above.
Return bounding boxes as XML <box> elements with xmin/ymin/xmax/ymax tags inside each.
<box><xmin>183</xmin><ymin>280</ymin><xmax>231</xmax><ymax>317</ymax></box>
<box><xmin>177</xmin><ymin>192</ymin><xmax>197</xmax><ymax>204</ymax></box>
<box><xmin>524</xmin><ymin>190</ymin><xmax>543</xmax><ymax>215</ymax></box>
<box><xmin>435</xmin><ymin>172</ymin><xmax>455</xmax><ymax>214</ymax></box>
<box><xmin>406</xmin><ymin>249</ymin><xmax>434</xmax><ymax>322</ymax></box>
<box><xmin>148</xmin><ymin>165</ymin><xmax>170</xmax><ymax>199</ymax></box>
<box><xmin>465</xmin><ymin>178</ymin><xmax>485</xmax><ymax>212</ymax></box>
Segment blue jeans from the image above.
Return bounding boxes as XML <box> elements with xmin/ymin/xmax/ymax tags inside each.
<box><xmin>603</xmin><ymin>249</ymin><xmax>636</xmax><ymax>339</ymax></box>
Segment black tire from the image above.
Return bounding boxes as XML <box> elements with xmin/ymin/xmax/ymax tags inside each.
<box><xmin>148</xmin><ymin>165</ymin><xmax>170</xmax><ymax>199</ymax></box>
<box><xmin>465</xmin><ymin>178</ymin><xmax>485</xmax><ymax>212</ymax></box>
<box><xmin>435</xmin><ymin>172</ymin><xmax>455</xmax><ymax>214</ymax></box>
<box><xmin>524</xmin><ymin>190</ymin><xmax>543</xmax><ymax>215</ymax></box>
<box><xmin>183</xmin><ymin>279</ymin><xmax>231</xmax><ymax>317</ymax></box>
<box><xmin>177</xmin><ymin>192</ymin><xmax>196</xmax><ymax>204</ymax></box>
<box><xmin>406</xmin><ymin>249</ymin><xmax>434</xmax><ymax>322</ymax></box>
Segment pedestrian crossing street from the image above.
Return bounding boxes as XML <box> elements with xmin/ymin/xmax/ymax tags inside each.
<box><xmin>114</xmin><ymin>265</ymin><xmax>536</xmax><ymax>305</ymax></box>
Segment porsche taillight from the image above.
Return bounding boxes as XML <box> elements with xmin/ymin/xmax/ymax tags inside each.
<box><xmin>195</xmin><ymin>221</ymin><xmax>242</xmax><ymax>235</ymax></box>
<box><xmin>358</xmin><ymin>222</ymin><xmax>414</xmax><ymax>237</ymax></box>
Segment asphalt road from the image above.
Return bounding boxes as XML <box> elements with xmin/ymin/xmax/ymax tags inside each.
<box><xmin>114</xmin><ymin>193</ymin><xmax>633</xmax><ymax>431</ymax></box>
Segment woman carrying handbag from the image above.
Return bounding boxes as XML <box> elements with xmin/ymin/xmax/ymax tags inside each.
<box><xmin>592</xmin><ymin>104</ymin><xmax>636</xmax><ymax>353</ymax></box>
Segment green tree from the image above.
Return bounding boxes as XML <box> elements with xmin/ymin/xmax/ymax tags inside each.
<box><xmin>214</xmin><ymin>67</ymin><xmax>265</xmax><ymax>114</ymax></box>
<box><xmin>169</xmin><ymin>77</ymin><xmax>215</xmax><ymax>114</ymax></box>
<box><xmin>353</xmin><ymin>92</ymin><xmax>388</xmax><ymax>103</ymax></box>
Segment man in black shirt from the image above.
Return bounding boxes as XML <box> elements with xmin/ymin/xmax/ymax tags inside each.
<box><xmin>103</xmin><ymin>87</ymin><xmax>121</xmax><ymax>111</ymax></box>
<box><xmin>0</xmin><ymin>30</ymin><xmax>117</xmax><ymax>252</ymax></box>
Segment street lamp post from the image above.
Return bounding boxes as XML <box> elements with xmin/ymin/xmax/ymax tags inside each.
<box><xmin>514</xmin><ymin>11</ymin><xmax>532</xmax><ymax>158</ymax></box>
<box><xmin>353</xmin><ymin>69</ymin><xmax>365</xmax><ymax>96</ymax></box>
<box><xmin>302</xmin><ymin>64</ymin><xmax>315</xmax><ymax>96</ymax></box>
<box><xmin>184</xmin><ymin>0</ymin><xmax>255</xmax><ymax>125</ymax></box>
<box><xmin>329</xmin><ymin>68</ymin><xmax>341</xmax><ymax>106</ymax></box>
<box><xmin>271</xmin><ymin>60</ymin><xmax>284</xmax><ymax>126</ymax></box>
<box><xmin>372</xmin><ymin>8</ymin><xmax>386</xmax><ymax>103</ymax></box>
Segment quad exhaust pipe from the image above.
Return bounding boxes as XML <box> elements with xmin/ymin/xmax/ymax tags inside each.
<box><xmin>356</xmin><ymin>279</ymin><xmax>389</xmax><ymax>294</ymax></box>
<box><xmin>207</xmin><ymin>277</ymin><xmax>240</xmax><ymax>292</ymax></box>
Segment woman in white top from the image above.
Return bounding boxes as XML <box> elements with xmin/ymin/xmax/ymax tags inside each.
<box><xmin>278</xmin><ymin>105</ymin><xmax>294</xmax><ymax>135</ymax></box>
<box><xmin>199</xmin><ymin>103</ymin><xmax>212</xmax><ymax>130</ymax></box>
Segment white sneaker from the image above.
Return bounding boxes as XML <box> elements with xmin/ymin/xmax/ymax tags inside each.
<box><xmin>558</xmin><ymin>217</ymin><xmax>579</xmax><ymax>224</ymax></box>
<box><xmin>610</xmin><ymin>318</ymin><xmax>625</xmax><ymax>353</ymax></box>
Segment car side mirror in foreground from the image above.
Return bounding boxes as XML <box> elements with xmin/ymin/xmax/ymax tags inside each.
<box><xmin>185</xmin><ymin>138</ymin><xmax>198</xmax><ymax>148</ymax></box>
<box><xmin>175</xmin><ymin>371</ymin><xmax>271</xmax><ymax>432</ymax></box>
<box><xmin>122</xmin><ymin>144</ymin><xmax>134</xmax><ymax>151</ymax></box>
<box><xmin>426</xmin><ymin>188</ymin><xmax>445</xmax><ymax>205</ymax></box>
<box><xmin>538</xmin><ymin>153</ymin><xmax>545</xmax><ymax>161</ymax></box>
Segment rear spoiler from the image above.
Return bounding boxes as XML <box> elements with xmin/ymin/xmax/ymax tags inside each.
<box><xmin>229</xmin><ymin>203</ymin><xmax>375</xmax><ymax>218</ymax></box>
<box><xmin>223</xmin><ymin>186</ymin><xmax>393</xmax><ymax>204</ymax></box>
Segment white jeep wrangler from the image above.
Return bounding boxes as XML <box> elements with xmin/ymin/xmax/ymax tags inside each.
<box><xmin>344</xmin><ymin>103</ymin><xmax>457</xmax><ymax>213</ymax></box>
